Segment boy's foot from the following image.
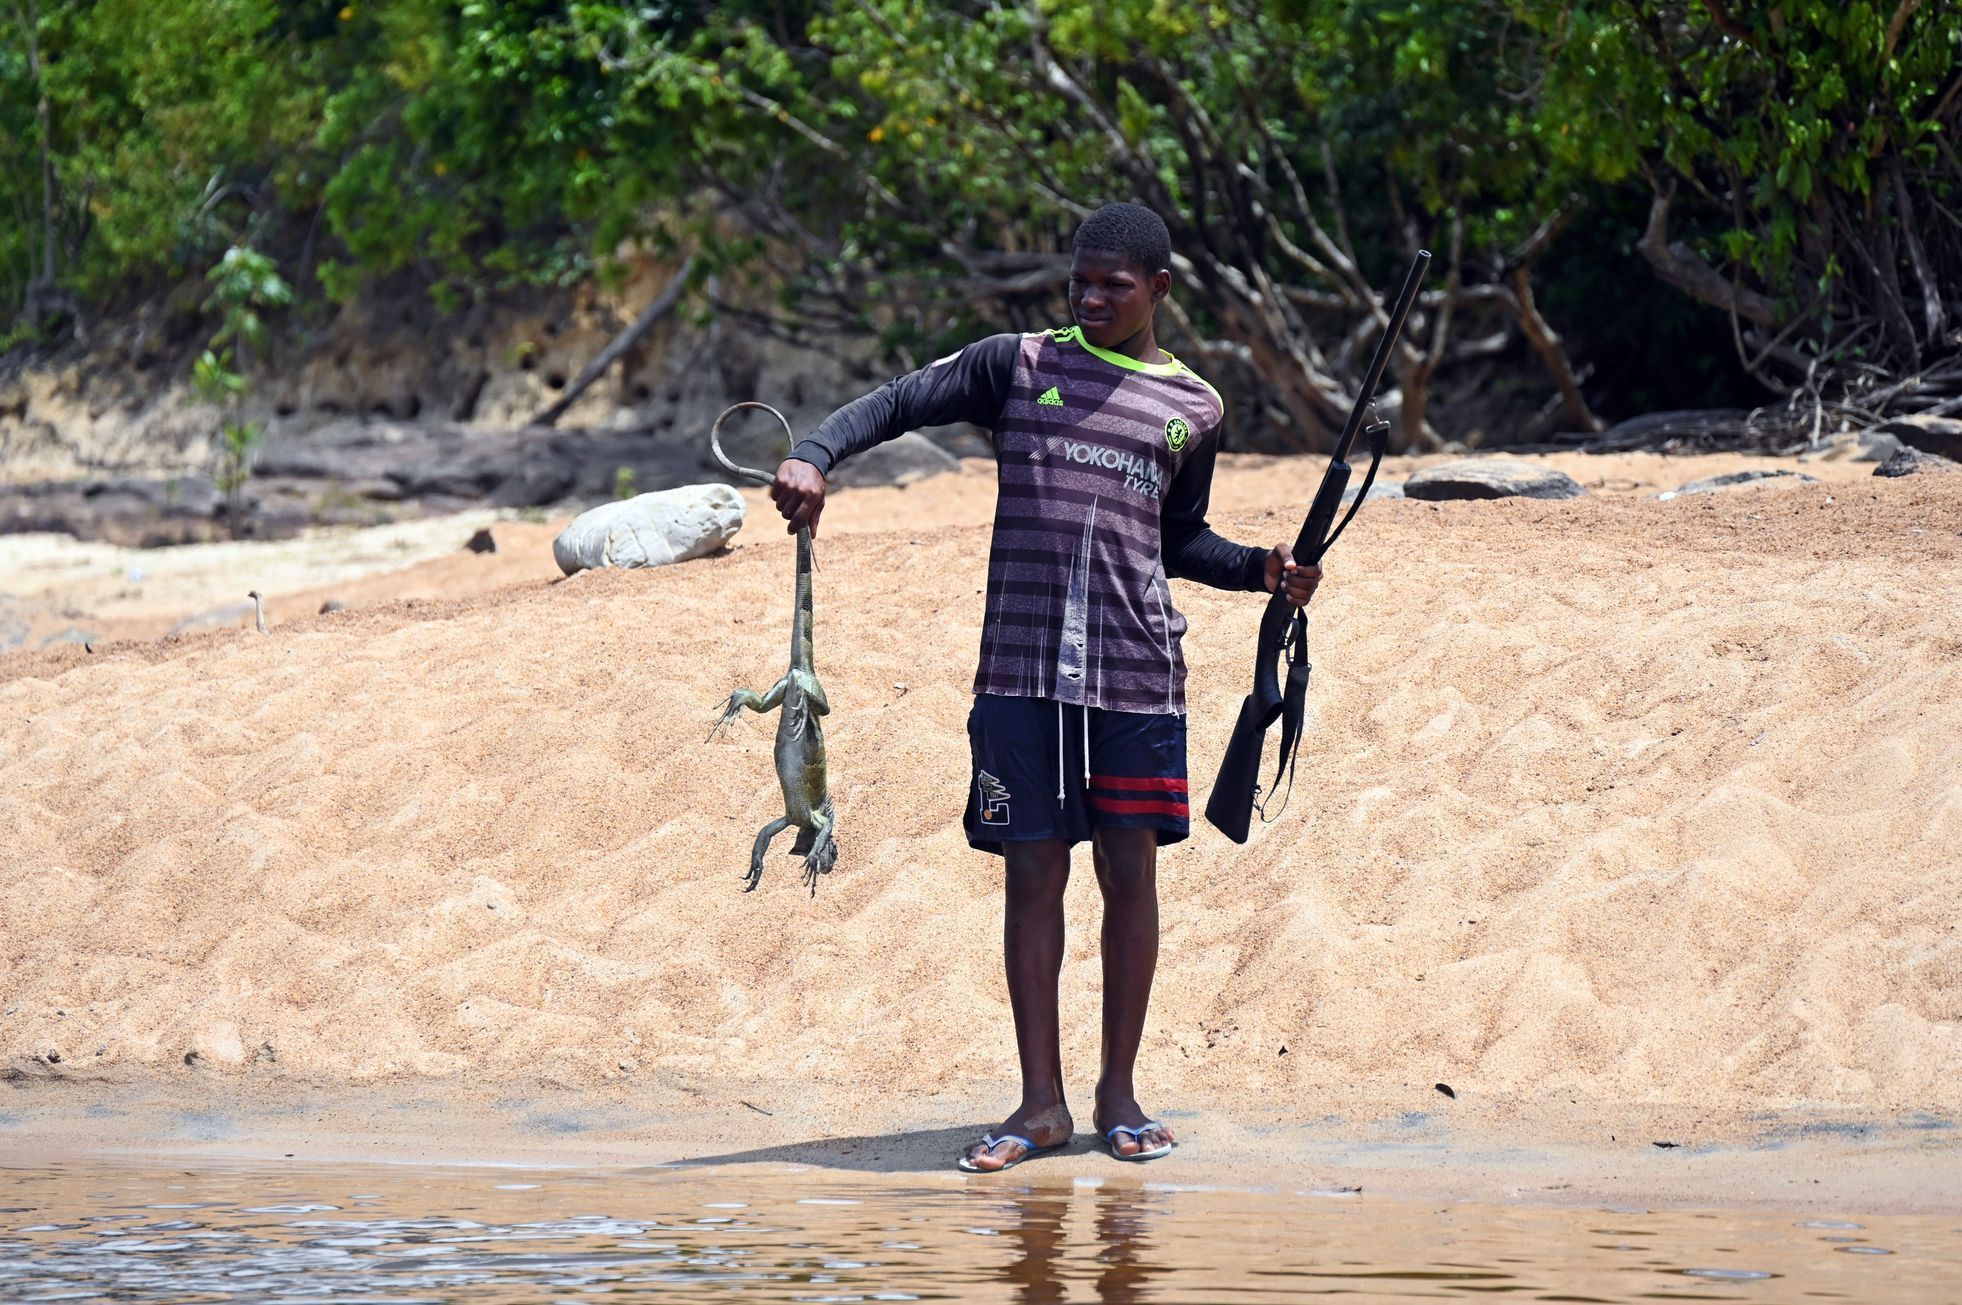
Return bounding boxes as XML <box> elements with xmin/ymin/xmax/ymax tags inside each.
<box><xmin>958</xmin><ymin>1102</ymin><xmax>1074</xmax><ymax>1172</ymax></box>
<box><xmin>1093</xmin><ymin>1094</ymin><xmax>1176</xmax><ymax>1160</ymax></box>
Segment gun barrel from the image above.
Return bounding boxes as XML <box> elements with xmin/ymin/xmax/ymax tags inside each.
<box><xmin>1325</xmin><ymin>251</ymin><xmax>1432</xmax><ymax>468</ymax></box>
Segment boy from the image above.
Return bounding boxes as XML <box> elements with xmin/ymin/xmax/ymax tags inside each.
<box><xmin>769</xmin><ymin>202</ymin><xmax>1319</xmax><ymax>1170</ymax></box>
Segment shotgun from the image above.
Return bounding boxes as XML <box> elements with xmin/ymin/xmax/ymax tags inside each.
<box><xmin>1204</xmin><ymin>250</ymin><xmax>1431</xmax><ymax>843</ymax></box>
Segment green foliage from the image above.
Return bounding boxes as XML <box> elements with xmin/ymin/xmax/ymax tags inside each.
<box><xmin>196</xmin><ymin>245</ymin><xmax>289</xmax><ymax>535</ymax></box>
<box><xmin>1523</xmin><ymin>1</ymin><xmax>1961</xmax><ymax>346</ymax></box>
<box><xmin>613</xmin><ymin>465</ymin><xmax>637</xmax><ymax>500</ymax></box>
<box><xmin>4</xmin><ymin>0</ymin><xmax>1957</xmax><ymax>413</ymax></box>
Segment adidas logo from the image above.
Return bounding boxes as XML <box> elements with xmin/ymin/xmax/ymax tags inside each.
<box><xmin>1037</xmin><ymin>386</ymin><xmax>1064</xmax><ymax>407</ymax></box>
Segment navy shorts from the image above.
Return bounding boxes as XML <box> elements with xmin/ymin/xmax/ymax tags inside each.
<box><xmin>963</xmin><ymin>693</ymin><xmax>1190</xmax><ymax>856</ymax></box>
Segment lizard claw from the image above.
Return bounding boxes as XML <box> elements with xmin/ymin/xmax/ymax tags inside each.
<box><xmin>707</xmin><ymin>695</ymin><xmax>743</xmax><ymax>742</ymax></box>
<box><xmin>801</xmin><ymin>844</ymin><xmax>837</xmax><ymax>896</ymax></box>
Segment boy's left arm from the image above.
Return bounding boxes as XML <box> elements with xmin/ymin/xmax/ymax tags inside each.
<box><xmin>1162</xmin><ymin>435</ymin><xmax>1321</xmax><ymax>607</ymax></box>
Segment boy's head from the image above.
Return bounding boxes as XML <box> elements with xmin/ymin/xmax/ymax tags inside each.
<box><xmin>1069</xmin><ymin>202</ymin><xmax>1172</xmax><ymax>352</ymax></box>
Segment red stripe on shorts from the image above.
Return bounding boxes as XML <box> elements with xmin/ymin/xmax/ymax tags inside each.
<box><xmin>1090</xmin><ymin>775</ymin><xmax>1189</xmax><ymax>793</ymax></box>
<box><xmin>1088</xmin><ymin>795</ymin><xmax>1191</xmax><ymax>817</ymax></box>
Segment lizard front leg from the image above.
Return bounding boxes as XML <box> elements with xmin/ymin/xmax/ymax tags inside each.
<box><xmin>708</xmin><ymin>674</ymin><xmax>790</xmax><ymax>741</ymax></box>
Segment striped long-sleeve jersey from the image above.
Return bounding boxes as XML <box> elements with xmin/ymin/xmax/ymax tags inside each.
<box><xmin>790</xmin><ymin>326</ymin><xmax>1267</xmax><ymax>715</ymax></box>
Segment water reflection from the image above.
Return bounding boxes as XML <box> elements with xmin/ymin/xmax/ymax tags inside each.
<box><xmin>0</xmin><ymin>1158</ymin><xmax>1954</xmax><ymax>1302</ymax></box>
<box><xmin>987</xmin><ymin>1186</ymin><xmax>1167</xmax><ymax>1304</ymax></box>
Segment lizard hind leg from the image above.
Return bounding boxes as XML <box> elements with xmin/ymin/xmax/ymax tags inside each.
<box><xmin>745</xmin><ymin>817</ymin><xmax>792</xmax><ymax>892</ymax></box>
<box><xmin>800</xmin><ymin>801</ymin><xmax>838</xmax><ymax>897</ymax></box>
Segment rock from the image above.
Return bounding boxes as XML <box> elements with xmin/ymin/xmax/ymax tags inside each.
<box><xmin>1878</xmin><ymin>413</ymin><xmax>1962</xmax><ymax>462</ymax></box>
<box><xmin>1855</xmin><ymin>430</ymin><xmax>1904</xmax><ymax>463</ymax></box>
<box><xmin>826</xmin><ymin>431</ymin><xmax>961</xmax><ymax>488</ymax></box>
<box><xmin>1656</xmin><ymin>469</ymin><xmax>1818</xmax><ymax>501</ymax></box>
<box><xmin>1342</xmin><ymin>480</ymin><xmax>1405</xmax><ymax>504</ymax></box>
<box><xmin>1873</xmin><ymin>446</ymin><xmax>1958</xmax><ymax>478</ymax></box>
<box><xmin>1403</xmin><ymin>459</ymin><xmax>1588</xmax><ymax>502</ymax></box>
<box><xmin>552</xmin><ymin>483</ymin><xmax>745</xmax><ymax>575</ymax></box>
<box><xmin>319</xmin><ymin>599</ymin><xmax>345</xmax><ymax>614</ymax></box>
<box><xmin>1799</xmin><ymin>430</ymin><xmax>1902</xmax><ymax>463</ymax></box>
<box><xmin>465</xmin><ymin>526</ymin><xmax>498</xmax><ymax>554</ymax></box>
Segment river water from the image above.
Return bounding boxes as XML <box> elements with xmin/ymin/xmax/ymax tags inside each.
<box><xmin>0</xmin><ymin>1159</ymin><xmax>1955</xmax><ymax>1302</ymax></box>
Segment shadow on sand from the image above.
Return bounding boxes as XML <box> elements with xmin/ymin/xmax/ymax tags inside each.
<box><xmin>663</xmin><ymin>1125</ymin><xmax>1104</xmax><ymax>1175</ymax></box>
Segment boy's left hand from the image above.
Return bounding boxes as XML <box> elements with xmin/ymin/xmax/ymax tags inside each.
<box><xmin>1264</xmin><ymin>547</ymin><xmax>1322</xmax><ymax>607</ymax></box>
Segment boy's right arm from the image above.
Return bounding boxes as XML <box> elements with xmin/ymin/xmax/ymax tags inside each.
<box><xmin>770</xmin><ymin>334</ymin><xmax>1019</xmax><ymax>534</ymax></box>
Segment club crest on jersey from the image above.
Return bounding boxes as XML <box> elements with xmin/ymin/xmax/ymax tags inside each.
<box><xmin>1164</xmin><ymin>416</ymin><xmax>1191</xmax><ymax>452</ymax></box>
<box><xmin>976</xmin><ymin>770</ymin><xmax>1012</xmax><ymax>825</ymax></box>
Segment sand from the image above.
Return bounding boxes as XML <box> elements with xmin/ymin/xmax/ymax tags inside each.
<box><xmin>1</xmin><ymin>451</ymin><xmax>1959</xmax><ymax>1188</ymax></box>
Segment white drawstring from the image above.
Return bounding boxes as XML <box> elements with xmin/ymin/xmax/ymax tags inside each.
<box><xmin>1056</xmin><ymin>701</ymin><xmax>1093</xmax><ymax>802</ymax></box>
<box><xmin>1054</xmin><ymin>701</ymin><xmax>1095</xmax><ymax>805</ymax></box>
<box><xmin>1081</xmin><ymin>704</ymin><xmax>1091</xmax><ymax>788</ymax></box>
<box><xmin>1056</xmin><ymin>700</ymin><xmax>1066</xmax><ymax>804</ymax></box>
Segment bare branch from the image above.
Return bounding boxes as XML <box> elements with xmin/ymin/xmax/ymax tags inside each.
<box><xmin>1882</xmin><ymin>0</ymin><xmax>1923</xmax><ymax>64</ymax></box>
<box><xmin>1636</xmin><ymin>186</ymin><xmax>1781</xmax><ymax>327</ymax></box>
<box><xmin>1889</xmin><ymin>160</ymin><xmax>1946</xmax><ymax>345</ymax></box>
<box><xmin>1160</xmin><ymin>295</ymin><xmax>1254</xmax><ymax>367</ymax></box>
<box><xmin>1698</xmin><ymin>0</ymin><xmax>1759</xmax><ymax>49</ymax></box>
<box><xmin>1510</xmin><ymin>262</ymin><xmax>1603</xmax><ymax>432</ymax></box>
<box><xmin>531</xmin><ymin>255</ymin><xmax>696</xmax><ymax>427</ymax></box>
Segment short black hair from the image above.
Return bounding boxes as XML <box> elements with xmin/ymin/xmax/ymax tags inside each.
<box><xmin>1072</xmin><ymin>202</ymin><xmax>1171</xmax><ymax>277</ymax></box>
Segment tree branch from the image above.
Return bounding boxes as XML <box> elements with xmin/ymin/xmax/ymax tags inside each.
<box><xmin>1882</xmin><ymin>0</ymin><xmax>1923</xmax><ymax>64</ymax></box>
<box><xmin>1509</xmin><ymin>262</ymin><xmax>1603</xmax><ymax>432</ymax></box>
<box><xmin>1889</xmin><ymin>158</ymin><xmax>1946</xmax><ymax>345</ymax></box>
<box><xmin>529</xmin><ymin>255</ymin><xmax>696</xmax><ymax>427</ymax></box>
<box><xmin>1698</xmin><ymin>0</ymin><xmax>1759</xmax><ymax>49</ymax></box>
<box><xmin>1636</xmin><ymin>185</ymin><xmax>1781</xmax><ymax>327</ymax></box>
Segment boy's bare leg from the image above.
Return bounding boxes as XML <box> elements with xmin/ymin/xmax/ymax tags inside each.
<box><xmin>1091</xmin><ymin>825</ymin><xmax>1176</xmax><ymax>1157</ymax></box>
<box><xmin>962</xmin><ymin>838</ymin><xmax>1076</xmax><ymax>1171</ymax></box>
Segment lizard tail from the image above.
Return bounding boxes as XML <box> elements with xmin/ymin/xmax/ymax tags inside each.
<box><xmin>709</xmin><ymin>401</ymin><xmax>794</xmax><ymax>487</ymax></box>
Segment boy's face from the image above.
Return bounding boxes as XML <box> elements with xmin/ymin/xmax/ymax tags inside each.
<box><xmin>1068</xmin><ymin>247</ymin><xmax>1169</xmax><ymax>351</ymax></box>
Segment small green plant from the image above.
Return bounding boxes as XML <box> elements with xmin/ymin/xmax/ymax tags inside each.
<box><xmin>613</xmin><ymin>465</ymin><xmax>638</xmax><ymax>500</ymax></box>
<box><xmin>0</xmin><ymin>320</ymin><xmax>40</xmax><ymax>356</ymax></box>
<box><xmin>195</xmin><ymin>246</ymin><xmax>291</xmax><ymax>537</ymax></box>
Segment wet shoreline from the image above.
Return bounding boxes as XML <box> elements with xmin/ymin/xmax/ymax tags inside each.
<box><xmin>3</xmin><ymin>1077</ymin><xmax>1956</xmax><ymax>1219</ymax></box>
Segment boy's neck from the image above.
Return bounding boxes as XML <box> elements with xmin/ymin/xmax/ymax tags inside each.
<box><xmin>1105</xmin><ymin>320</ymin><xmax>1166</xmax><ymax>365</ymax></box>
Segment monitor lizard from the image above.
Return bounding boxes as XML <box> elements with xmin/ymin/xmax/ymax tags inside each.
<box><xmin>707</xmin><ymin>401</ymin><xmax>838</xmax><ymax>895</ymax></box>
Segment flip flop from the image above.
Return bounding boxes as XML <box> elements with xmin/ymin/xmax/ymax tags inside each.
<box><xmin>1103</xmin><ymin>1122</ymin><xmax>1174</xmax><ymax>1162</ymax></box>
<box><xmin>956</xmin><ymin>1132</ymin><xmax>1062</xmax><ymax>1173</ymax></box>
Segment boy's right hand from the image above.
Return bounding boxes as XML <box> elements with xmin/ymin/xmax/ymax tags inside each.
<box><xmin>770</xmin><ymin>458</ymin><xmax>827</xmax><ymax>537</ymax></box>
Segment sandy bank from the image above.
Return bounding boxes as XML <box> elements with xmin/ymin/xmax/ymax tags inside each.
<box><xmin>1</xmin><ymin>453</ymin><xmax>1958</xmax><ymax>1166</ymax></box>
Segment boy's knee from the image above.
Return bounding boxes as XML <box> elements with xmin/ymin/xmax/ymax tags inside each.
<box><xmin>1092</xmin><ymin>830</ymin><xmax>1158</xmax><ymax>890</ymax></box>
<box><xmin>1004</xmin><ymin>842</ymin><xmax>1071</xmax><ymax>900</ymax></box>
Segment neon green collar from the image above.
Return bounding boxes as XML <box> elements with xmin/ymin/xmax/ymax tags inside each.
<box><xmin>1052</xmin><ymin>325</ymin><xmax>1185</xmax><ymax>376</ymax></box>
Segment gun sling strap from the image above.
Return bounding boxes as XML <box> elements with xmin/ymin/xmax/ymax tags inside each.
<box><xmin>1255</xmin><ymin>418</ymin><xmax>1390</xmax><ymax>825</ymax></box>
